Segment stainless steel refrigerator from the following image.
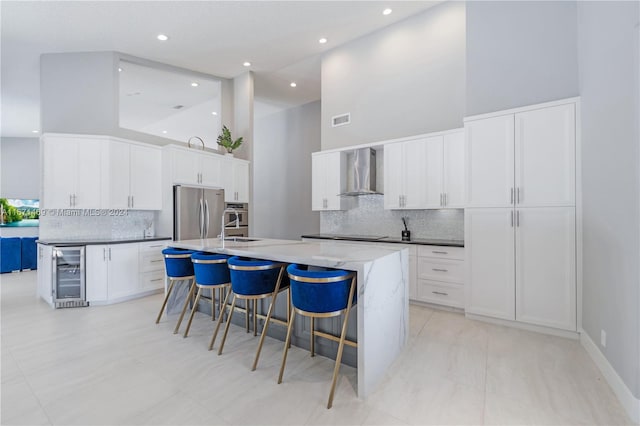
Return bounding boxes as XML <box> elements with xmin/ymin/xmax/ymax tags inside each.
<box><xmin>173</xmin><ymin>185</ymin><xmax>225</xmax><ymax>240</ymax></box>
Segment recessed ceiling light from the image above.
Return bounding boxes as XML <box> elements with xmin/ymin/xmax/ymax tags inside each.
<box><xmin>162</xmin><ymin>130</ymin><xmax>168</xmax><ymax>134</ymax></box>
<box><xmin>157</xmin><ymin>34</ymin><xmax>169</xmax><ymax>41</ymax></box>
<box><xmin>118</xmin><ymin>67</ymin><xmax>122</xmax><ymax>72</ymax></box>
<box><xmin>290</xmin><ymin>82</ymin><xmax>297</xmax><ymax>88</ymax></box>
<box><xmin>383</xmin><ymin>8</ymin><xmax>392</xmax><ymax>15</ymax></box>
<box><xmin>243</xmin><ymin>61</ymin><xmax>251</xmax><ymax>67</ymax></box>
<box><xmin>319</xmin><ymin>38</ymin><xmax>328</xmax><ymax>44</ymax></box>
<box><xmin>211</xmin><ymin>111</ymin><xmax>218</xmax><ymax>116</ymax></box>
<box><xmin>31</xmin><ymin>130</ymin><xmax>39</xmax><ymax>134</ymax></box>
<box><xmin>191</xmin><ymin>82</ymin><xmax>199</xmax><ymax>87</ymax></box>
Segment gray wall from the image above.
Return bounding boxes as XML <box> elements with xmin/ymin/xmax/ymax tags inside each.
<box><xmin>321</xmin><ymin>1</ymin><xmax>465</xmax><ymax>150</ymax></box>
<box><xmin>578</xmin><ymin>1</ymin><xmax>640</xmax><ymax>399</ymax></box>
<box><xmin>0</xmin><ymin>137</ymin><xmax>40</xmax><ymax>199</ymax></box>
<box><xmin>466</xmin><ymin>1</ymin><xmax>579</xmax><ymax>116</ymax></box>
<box><xmin>253</xmin><ymin>100</ymin><xmax>320</xmax><ymax>240</ymax></box>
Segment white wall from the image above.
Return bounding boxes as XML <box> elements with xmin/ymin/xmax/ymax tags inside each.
<box><xmin>321</xmin><ymin>1</ymin><xmax>465</xmax><ymax>150</ymax></box>
<box><xmin>578</xmin><ymin>0</ymin><xmax>640</xmax><ymax>400</ymax></box>
<box><xmin>466</xmin><ymin>1</ymin><xmax>579</xmax><ymax>116</ymax></box>
<box><xmin>253</xmin><ymin>100</ymin><xmax>320</xmax><ymax>240</ymax></box>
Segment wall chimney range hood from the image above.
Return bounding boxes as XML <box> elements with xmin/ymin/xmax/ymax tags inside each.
<box><xmin>339</xmin><ymin>147</ymin><xmax>382</xmax><ymax>196</ymax></box>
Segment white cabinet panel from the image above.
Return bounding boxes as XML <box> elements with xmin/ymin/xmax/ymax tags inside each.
<box><xmin>515</xmin><ymin>104</ymin><xmax>575</xmax><ymax>207</ymax></box>
<box><xmin>383</xmin><ymin>143</ymin><xmax>403</xmax><ymax>209</ymax></box>
<box><xmin>417</xmin><ymin>280</ymin><xmax>465</xmax><ymax>308</ymax></box>
<box><xmin>172</xmin><ymin>149</ymin><xmax>200</xmax><ymax>185</ymax></box>
<box><xmin>86</xmin><ymin>245</ymin><xmax>108</xmax><ymax>303</ymax></box>
<box><xmin>105</xmin><ymin>141</ymin><xmax>130</xmax><ymax>209</ymax></box>
<box><xmin>408</xmin><ymin>253</ymin><xmax>417</xmax><ymax>300</ymax></box>
<box><xmin>515</xmin><ymin>207</ymin><xmax>576</xmax><ymax>330</ymax></box>
<box><xmin>423</xmin><ymin>136</ymin><xmax>443</xmax><ymax>209</ymax></box>
<box><xmin>106</xmin><ymin>244</ymin><xmax>140</xmax><ymax>300</ymax></box>
<box><xmin>233</xmin><ymin>160</ymin><xmax>250</xmax><ymax>203</ymax></box>
<box><xmin>465</xmin><ymin>115</ymin><xmax>515</xmax><ymax>208</ymax></box>
<box><xmin>465</xmin><ymin>208</ymin><xmax>515</xmax><ymax>320</ymax></box>
<box><xmin>312</xmin><ymin>151</ymin><xmax>345</xmax><ymax>211</ymax></box>
<box><xmin>403</xmin><ymin>138</ymin><xmax>429</xmax><ymax>209</ymax></box>
<box><xmin>200</xmin><ymin>154</ymin><xmax>222</xmax><ymax>188</ymax></box>
<box><xmin>130</xmin><ymin>145</ymin><xmax>162</xmax><ymax>210</ymax></box>
<box><xmin>37</xmin><ymin>244</ymin><xmax>53</xmax><ymax>305</ymax></box>
<box><xmin>75</xmin><ymin>139</ymin><xmax>103</xmax><ymax>209</ymax></box>
<box><xmin>443</xmin><ymin>131</ymin><xmax>465</xmax><ymax>208</ymax></box>
<box><xmin>417</xmin><ymin>258</ymin><xmax>464</xmax><ymax>283</ymax></box>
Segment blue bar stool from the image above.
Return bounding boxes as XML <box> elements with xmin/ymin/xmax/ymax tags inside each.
<box><xmin>156</xmin><ymin>248</ymin><xmax>196</xmax><ymax>334</ymax></box>
<box><xmin>182</xmin><ymin>252</ymin><xmax>231</xmax><ymax>338</ymax></box>
<box><xmin>278</xmin><ymin>264</ymin><xmax>357</xmax><ymax>409</ymax></box>
<box><xmin>210</xmin><ymin>256</ymin><xmax>289</xmax><ymax>371</ymax></box>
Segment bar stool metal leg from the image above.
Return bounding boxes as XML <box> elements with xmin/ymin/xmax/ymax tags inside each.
<box><xmin>251</xmin><ymin>267</ymin><xmax>285</xmax><ymax>371</ymax></box>
<box><xmin>209</xmin><ymin>288</ymin><xmax>232</xmax><ymax>350</ymax></box>
<box><xmin>155</xmin><ymin>278</ymin><xmax>177</xmax><ymax>324</ymax></box>
<box><xmin>217</xmin><ymin>295</ymin><xmax>238</xmax><ymax>355</ymax></box>
<box><xmin>174</xmin><ymin>279</ymin><xmax>196</xmax><ymax>334</ymax></box>
<box><xmin>310</xmin><ymin>317</ymin><xmax>315</xmax><ymax>357</ymax></box>
<box><xmin>277</xmin><ymin>309</ymin><xmax>296</xmax><ymax>384</ymax></box>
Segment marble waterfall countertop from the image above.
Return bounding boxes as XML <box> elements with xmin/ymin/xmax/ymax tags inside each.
<box><xmin>171</xmin><ymin>237</ymin><xmax>409</xmax><ymax>399</ymax></box>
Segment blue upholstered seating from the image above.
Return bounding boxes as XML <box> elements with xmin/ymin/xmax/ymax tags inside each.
<box><xmin>21</xmin><ymin>237</ymin><xmax>38</xmax><ymax>271</ymax></box>
<box><xmin>278</xmin><ymin>264</ymin><xmax>357</xmax><ymax>409</ymax></box>
<box><xmin>156</xmin><ymin>248</ymin><xmax>197</xmax><ymax>334</ymax></box>
<box><xmin>182</xmin><ymin>252</ymin><xmax>232</xmax><ymax>338</ymax></box>
<box><xmin>287</xmin><ymin>264</ymin><xmax>354</xmax><ymax>313</ymax></box>
<box><xmin>210</xmin><ymin>256</ymin><xmax>289</xmax><ymax>372</ymax></box>
<box><xmin>0</xmin><ymin>237</ymin><xmax>22</xmax><ymax>273</ymax></box>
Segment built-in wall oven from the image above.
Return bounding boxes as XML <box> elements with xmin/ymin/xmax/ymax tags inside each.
<box><xmin>52</xmin><ymin>246</ymin><xmax>88</xmax><ymax>308</ymax></box>
<box><xmin>225</xmin><ymin>203</ymin><xmax>248</xmax><ymax>237</ymax></box>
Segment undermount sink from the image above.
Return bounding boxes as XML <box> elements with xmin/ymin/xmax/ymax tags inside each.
<box><xmin>223</xmin><ymin>237</ymin><xmax>259</xmax><ymax>242</ymax></box>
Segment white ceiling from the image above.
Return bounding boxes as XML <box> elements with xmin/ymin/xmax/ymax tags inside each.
<box><xmin>0</xmin><ymin>1</ymin><xmax>439</xmax><ymax>137</ymax></box>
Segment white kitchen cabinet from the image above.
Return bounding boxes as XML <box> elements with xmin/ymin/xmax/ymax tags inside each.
<box><xmin>42</xmin><ymin>135</ymin><xmax>102</xmax><ymax>209</ymax></box>
<box><xmin>138</xmin><ymin>240</ymin><xmax>167</xmax><ymax>292</ymax></box>
<box><xmin>104</xmin><ymin>141</ymin><xmax>162</xmax><ymax>210</ymax></box>
<box><xmin>423</xmin><ymin>137</ymin><xmax>444</xmax><ymax>209</ymax></box>
<box><xmin>414</xmin><ymin>245</ymin><xmax>465</xmax><ymax>308</ymax></box>
<box><xmin>515</xmin><ymin>104</ymin><xmax>575</xmax><ymax>207</ymax></box>
<box><xmin>221</xmin><ymin>158</ymin><xmax>249</xmax><ymax>203</ymax></box>
<box><xmin>312</xmin><ymin>151</ymin><xmax>346</xmax><ymax>211</ymax></box>
<box><xmin>515</xmin><ymin>207</ymin><xmax>576</xmax><ymax>330</ymax></box>
<box><xmin>442</xmin><ymin>131</ymin><xmax>465</xmax><ymax>208</ymax></box>
<box><xmin>465</xmin><ymin>115</ymin><xmax>515</xmax><ymax>208</ymax></box>
<box><xmin>169</xmin><ymin>146</ymin><xmax>224</xmax><ymax>187</ymax></box>
<box><xmin>465</xmin><ymin>208</ymin><xmax>516</xmax><ymax>320</ymax></box>
<box><xmin>86</xmin><ymin>243</ymin><xmax>139</xmax><ymax>303</ymax></box>
<box><xmin>384</xmin><ymin>138</ymin><xmax>429</xmax><ymax>209</ymax></box>
<box><xmin>37</xmin><ymin>244</ymin><xmax>53</xmax><ymax>305</ymax></box>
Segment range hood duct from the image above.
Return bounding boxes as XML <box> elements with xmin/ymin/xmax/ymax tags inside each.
<box><xmin>339</xmin><ymin>147</ymin><xmax>382</xmax><ymax>196</ymax></box>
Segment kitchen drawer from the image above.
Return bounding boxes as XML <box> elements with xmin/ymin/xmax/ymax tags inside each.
<box><xmin>417</xmin><ymin>258</ymin><xmax>464</xmax><ymax>283</ymax></box>
<box><xmin>140</xmin><ymin>270</ymin><xmax>165</xmax><ymax>292</ymax></box>
<box><xmin>416</xmin><ymin>280</ymin><xmax>464</xmax><ymax>308</ymax></box>
<box><xmin>139</xmin><ymin>248</ymin><xmax>165</xmax><ymax>273</ymax></box>
<box><xmin>417</xmin><ymin>245</ymin><xmax>464</xmax><ymax>260</ymax></box>
<box><xmin>138</xmin><ymin>241</ymin><xmax>168</xmax><ymax>252</ymax></box>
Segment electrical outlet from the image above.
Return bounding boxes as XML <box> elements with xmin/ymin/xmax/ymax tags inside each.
<box><xmin>601</xmin><ymin>330</ymin><xmax>607</xmax><ymax>347</ymax></box>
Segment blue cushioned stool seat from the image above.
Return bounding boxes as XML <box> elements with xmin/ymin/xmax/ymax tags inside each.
<box><xmin>182</xmin><ymin>252</ymin><xmax>232</xmax><ymax>338</ymax></box>
<box><xmin>0</xmin><ymin>237</ymin><xmax>22</xmax><ymax>273</ymax></box>
<box><xmin>287</xmin><ymin>264</ymin><xmax>354</xmax><ymax>314</ymax></box>
<box><xmin>21</xmin><ymin>237</ymin><xmax>38</xmax><ymax>271</ymax></box>
<box><xmin>156</xmin><ymin>248</ymin><xmax>197</xmax><ymax>333</ymax></box>
<box><xmin>227</xmin><ymin>256</ymin><xmax>284</xmax><ymax>296</ymax></box>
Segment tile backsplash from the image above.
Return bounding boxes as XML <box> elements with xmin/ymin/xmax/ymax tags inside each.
<box><xmin>320</xmin><ymin>195</ymin><xmax>463</xmax><ymax>240</ymax></box>
<box><xmin>39</xmin><ymin>210</ymin><xmax>156</xmax><ymax>240</ymax></box>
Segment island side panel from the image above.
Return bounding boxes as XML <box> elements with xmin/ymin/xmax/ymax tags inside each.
<box><xmin>357</xmin><ymin>249</ymin><xmax>409</xmax><ymax>398</ymax></box>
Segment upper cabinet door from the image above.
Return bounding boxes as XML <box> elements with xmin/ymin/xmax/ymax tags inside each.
<box><xmin>515</xmin><ymin>104</ymin><xmax>575</xmax><ymax>207</ymax></box>
<box><xmin>43</xmin><ymin>137</ymin><xmax>77</xmax><ymax>208</ymax></box>
<box><xmin>233</xmin><ymin>160</ymin><xmax>250</xmax><ymax>203</ymax></box>
<box><xmin>130</xmin><ymin>145</ymin><xmax>162</xmax><ymax>210</ymax></box>
<box><xmin>465</xmin><ymin>115</ymin><xmax>515</xmax><ymax>208</ymax></box>
<box><xmin>172</xmin><ymin>149</ymin><xmax>200</xmax><ymax>185</ymax></box>
<box><xmin>105</xmin><ymin>140</ymin><xmax>130</xmax><ymax>209</ymax></box>
<box><xmin>402</xmin><ymin>138</ymin><xmax>428</xmax><ymax>209</ymax></box>
<box><xmin>443</xmin><ymin>131</ymin><xmax>465</xmax><ymax>208</ymax></box>
<box><xmin>383</xmin><ymin>143</ymin><xmax>403</xmax><ymax>209</ymax></box>
<box><xmin>423</xmin><ymin>136</ymin><xmax>444</xmax><ymax>209</ymax></box>
<box><xmin>200</xmin><ymin>155</ymin><xmax>222</xmax><ymax>188</ymax></box>
<box><xmin>324</xmin><ymin>152</ymin><xmax>345</xmax><ymax>210</ymax></box>
<box><xmin>311</xmin><ymin>154</ymin><xmax>325</xmax><ymax>211</ymax></box>
<box><xmin>75</xmin><ymin>139</ymin><xmax>103</xmax><ymax>209</ymax></box>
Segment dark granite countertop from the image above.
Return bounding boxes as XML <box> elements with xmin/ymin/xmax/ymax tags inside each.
<box><xmin>36</xmin><ymin>236</ymin><xmax>171</xmax><ymax>246</ymax></box>
<box><xmin>301</xmin><ymin>234</ymin><xmax>464</xmax><ymax>247</ymax></box>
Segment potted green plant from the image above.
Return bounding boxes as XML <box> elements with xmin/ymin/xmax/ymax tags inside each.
<box><xmin>216</xmin><ymin>125</ymin><xmax>243</xmax><ymax>155</ymax></box>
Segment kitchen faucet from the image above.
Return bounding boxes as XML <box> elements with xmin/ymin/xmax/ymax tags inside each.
<box><xmin>220</xmin><ymin>208</ymin><xmax>239</xmax><ymax>248</ymax></box>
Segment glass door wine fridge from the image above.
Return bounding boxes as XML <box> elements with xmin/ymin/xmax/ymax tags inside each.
<box><xmin>52</xmin><ymin>246</ymin><xmax>88</xmax><ymax>308</ymax></box>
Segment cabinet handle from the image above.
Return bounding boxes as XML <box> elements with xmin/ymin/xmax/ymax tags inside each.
<box><xmin>103</xmin><ymin>248</ymin><xmax>106</xmax><ymax>261</ymax></box>
<box><xmin>516</xmin><ymin>210</ymin><xmax>520</xmax><ymax>227</ymax></box>
<box><xmin>70</xmin><ymin>194</ymin><xmax>73</xmax><ymax>207</ymax></box>
<box><xmin>517</xmin><ymin>187</ymin><xmax>521</xmax><ymax>204</ymax></box>
<box><xmin>131</xmin><ymin>196</ymin><xmax>134</xmax><ymax>209</ymax></box>
<box><xmin>108</xmin><ymin>248</ymin><xmax>112</xmax><ymax>261</ymax></box>
<box><xmin>432</xmin><ymin>291</ymin><xmax>449</xmax><ymax>296</ymax></box>
<box><xmin>440</xmin><ymin>193</ymin><xmax>443</xmax><ymax>206</ymax></box>
<box><xmin>73</xmin><ymin>194</ymin><xmax>77</xmax><ymax>207</ymax></box>
<box><xmin>150</xmin><ymin>278</ymin><xmax>163</xmax><ymax>282</ymax></box>
<box><xmin>444</xmin><ymin>193</ymin><xmax>447</xmax><ymax>206</ymax></box>
<box><xmin>511</xmin><ymin>210</ymin><xmax>514</xmax><ymax>227</ymax></box>
<box><xmin>432</xmin><ymin>250</ymin><xmax>448</xmax><ymax>254</ymax></box>
<box><xmin>147</xmin><ymin>245</ymin><xmax>163</xmax><ymax>248</ymax></box>
<box><xmin>432</xmin><ymin>268</ymin><xmax>449</xmax><ymax>272</ymax></box>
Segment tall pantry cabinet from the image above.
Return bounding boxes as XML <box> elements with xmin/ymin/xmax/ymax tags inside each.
<box><xmin>464</xmin><ymin>99</ymin><xmax>577</xmax><ymax>332</ymax></box>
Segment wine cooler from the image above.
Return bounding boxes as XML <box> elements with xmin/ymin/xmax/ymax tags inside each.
<box><xmin>52</xmin><ymin>246</ymin><xmax>88</xmax><ymax>308</ymax></box>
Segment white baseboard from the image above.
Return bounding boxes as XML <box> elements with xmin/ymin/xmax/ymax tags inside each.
<box><xmin>465</xmin><ymin>313</ymin><xmax>580</xmax><ymax>340</ymax></box>
<box><xmin>580</xmin><ymin>329</ymin><xmax>640</xmax><ymax>424</ymax></box>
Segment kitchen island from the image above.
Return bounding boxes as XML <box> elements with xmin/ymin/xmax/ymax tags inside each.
<box><xmin>171</xmin><ymin>237</ymin><xmax>408</xmax><ymax>399</ymax></box>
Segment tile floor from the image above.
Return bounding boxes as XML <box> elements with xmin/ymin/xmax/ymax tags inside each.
<box><xmin>1</xmin><ymin>271</ymin><xmax>633</xmax><ymax>425</ymax></box>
